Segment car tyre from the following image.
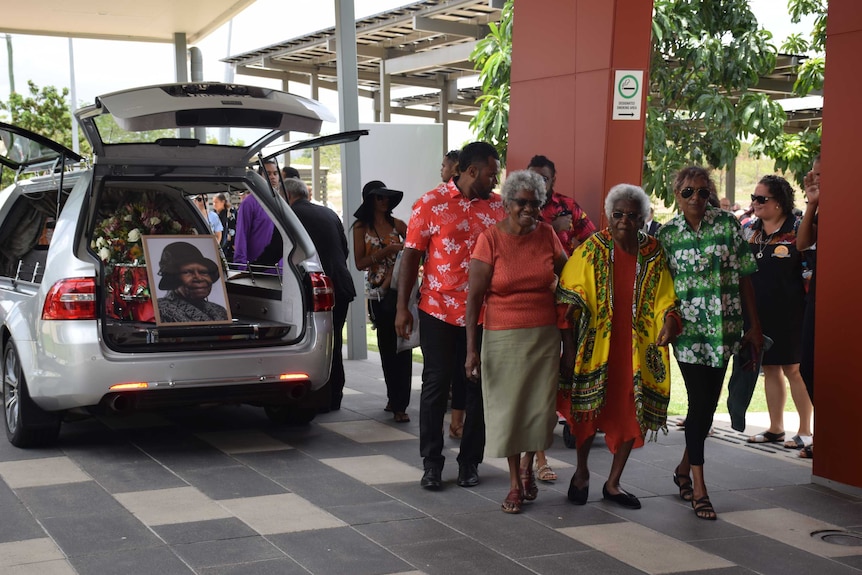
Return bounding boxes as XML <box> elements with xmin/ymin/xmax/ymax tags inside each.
<box><xmin>264</xmin><ymin>405</ymin><xmax>317</xmax><ymax>426</ymax></box>
<box><xmin>3</xmin><ymin>344</ymin><xmax>61</xmax><ymax>447</ymax></box>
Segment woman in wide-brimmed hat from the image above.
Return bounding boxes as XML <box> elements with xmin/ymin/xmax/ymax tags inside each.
<box><xmin>351</xmin><ymin>181</ymin><xmax>412</xmax><ymax>423</ymax></box>
<box><xmin>157</xmin><ymin>240</ymin><xmax>229</xmax><ymax>323</ymax></box>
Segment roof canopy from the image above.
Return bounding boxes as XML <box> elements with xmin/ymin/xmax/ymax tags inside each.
<box><xmin>0</xmin><ymin>0</ymin><xmax>256</xmax><ymax>44</ymax></box>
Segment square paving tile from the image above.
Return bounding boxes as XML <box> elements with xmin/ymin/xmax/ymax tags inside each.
<box><xmin>0</xmin><ymin>457</ymin><xmax>91</xmax><ymax>488</ymax></box>
<box><xmin>320</xmin><ymin>454</ymin><xmax>419</xmax><ymax>485</ymax></box>
<box><xmin>172</xmin><ymin>535</ymin><xmax>284</xmax><ymax>569</ymax></box>
<box><xmin>152</xmin><ymin>517</ymin><xmax>258</xmax><ymax>545</ymax></box>
<box><xmin>115</xmin><ymin>486</ymin><xmax>232</xmax><ymax>526</ymax></box>
<box><xmin>197</xmin><ymin>557</ymin><xmax>309</xmax><ymax>575</ymax></box>
<box><xmin>16</xmin><ymin>482</ymin><xmax>127</xmax><ymax>519</ymax></box>
<box><xmin>356</xmin><ymin>517</ymin><xmax>463</xmax><ymax>548</ymax></box>
<box><xmin>178</xmin><ymin>464</ymin><xmax>288</xmax><ymax>500</ymax></box>
<box><xmin>695</xmin><ymin>534</ymin><xmax>862</xmax><ymax>575</ymax></box>
<box><xmin>0</xmin><ymin>538</ymin><xmax>65</xmax><ymax>568</ymax></box>
<box><xmin>68</xmin><ymin>545</ymin><xmax>193</xmax><ymax>575</ymax></box>
<box><xmin>40</xmin><ymin>511</ymin><xmax>162</xmax><ymax>558</ymax></box>
<box><xmin>195</xmin><ymin>430</ymin><xmax>293</xmax><ymax>454</ymax></box>
<box><xmin>559</xmin><ymin>521</ymin><xmax>735</xmax><ymax>573</ymax></box>
<box><xmin>0</xmin><ymin>482</ymin><xmax>50</xmax><ymax>544</ymax></box>
<box><xmin>219</xmin><ymin>493</ymin><xmax>346</xmax><ymax>534</ymax></box>
<box><xmin>319</xmin><ymin>420</ymin><xmax>415</xmax><ymax>443</ymax></box>
<box><xmin>269</xmin><ymin>526</ymin><xmax>413</xmax><ymax>575</ymax></box>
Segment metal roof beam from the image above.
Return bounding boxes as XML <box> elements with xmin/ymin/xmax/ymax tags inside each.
<box><xmin>385</xmin><ymin>40</ymin><xmax>477</xmax><ymax>75</ymax></box>
<box><xmin>412</xmin><ymin>16</ymin><xmax>489</xmax><ymax>38</ymax></box>
<box><xmin>391</xmin><ymin>107</ymin><xmax>474</xmax><ymax>122</ymax></box>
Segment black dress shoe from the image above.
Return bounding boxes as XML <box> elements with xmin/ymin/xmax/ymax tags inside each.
<box><xmin>602</xmin><ymin>482</ymin><xmax>641</xmax><ymax>509</ymax></box>
<box><xmin>457</xmin><ymin>463</ymin><xmax>479</xmax><ymax>487</ymax></box>
<box><xmin>420</xmin><ymin>467</ymin><xmax>442</xmax><ymax>490</ymax></box>
<box><xmin>567</xmin><ymin>478</ymin><xmax>589</xmax><ymax>505</ymax></box>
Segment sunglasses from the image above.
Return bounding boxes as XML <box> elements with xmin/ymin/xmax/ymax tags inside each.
<box><xmin>612</xmin><ymin>211</ymin><xmax>641</xmax><ymax>221</ymax></box>
<box><xmin>194</xmin><ymin>196</ymin><xmax>206</xmax><ymax>202</ymax></box>
<box><xmin>511</xmin><ymin>198</ymin><xmax>541</xmax><ymax>208</ymax></box>
<box><xmin>750</xmin><ymin>194</ymin><xmax>773</xmax><ymax>204</ymax></box>
<box><xmin>680</xmin><ymin>187</ymin><xmax>711</xmax><ymax>199</ymax></box>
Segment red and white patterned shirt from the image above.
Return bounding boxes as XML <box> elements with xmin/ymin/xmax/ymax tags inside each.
<box><xmin>405</xmin><ymin>180</ymin><xmax>505</xmax><ymax>326</ymax></box>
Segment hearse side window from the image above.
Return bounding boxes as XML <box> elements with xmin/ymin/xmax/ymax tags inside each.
<box><xmin>0</xmin><ymin>194</ymin><xmax>58</xmax><ymax>283</ymax></box>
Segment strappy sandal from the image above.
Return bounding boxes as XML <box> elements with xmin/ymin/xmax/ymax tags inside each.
<box><xmin>747</xmin><ymin>431</ymin><xmax>785</xmax><ymax>444</ymax></box>
<box><xmin>501</xmin><ymin>487</ymin><xmax>523</xmax><ymax>514</ymax></box>
<box><xmin>521</xmin><ymin>469</ymin><xmax>538</xmax><ymax>501</ymax></box>
<box><xmin>536</xmin><ymin>463</ymin><xmax>557</xmax><ymax>482</ymax></box>
<box><xmin>692</xmin><ymin>496</ymin><xmax>717</xmax><ymax>520</ymax></box>
<box><xmin>673</xmin><ymin>468</ymin><xmax>694</xmax><ymax>502</ymax></box>
<box><xmin>799</xmin><ymin>444</ymin><xmax>814</xmax><ymax>459</ymax></box>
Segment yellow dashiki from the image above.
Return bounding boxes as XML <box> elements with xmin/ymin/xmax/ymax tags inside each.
<box><xmin>556</xmin><ymin>229</ymin><xmax>679</xmax><ymax>438</ymax></box>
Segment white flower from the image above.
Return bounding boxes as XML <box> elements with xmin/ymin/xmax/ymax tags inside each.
<box><xmin>149</xmin><ymin>216</ymin><xmax>161</xmax><ymax>226</ymax></box>
<box><xmin>96</xmin><ymin>237</ymin><xmax>107</xmax><ymax>248</ymax></box>
<box><xmin>127</xmin><ymin>229</ymin><xmax>141</xmax><ymax>242</ymax></box>
<box><xmin>171</xmin><ymin>221</ymin><xmax>181</xmax><ymax>231</ymax></box>
<box><xmin>99</xmin><ymin>247</ymin><xmax>111</xmax><ymax>262</ymax></box>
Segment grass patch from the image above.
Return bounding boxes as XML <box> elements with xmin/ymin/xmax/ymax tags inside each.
<box><xmin>355</xmin><ymin>321</ymin><xmax>788</xmax><ymax>417</ymax></box>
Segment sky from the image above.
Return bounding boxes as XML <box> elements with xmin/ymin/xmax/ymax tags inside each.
<box><xmin>0</xmin><ymin>0</ymin><xmax>816</xmax><ymax>146</ymax></box>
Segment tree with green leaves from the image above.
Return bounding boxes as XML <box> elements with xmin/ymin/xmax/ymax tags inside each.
<box><xmin>469</xmin><ymin>0</ymin><xmax>512</xmax><ymax>166</ymax></box>
<box><xmin>749</xmin><ymin>0</ymin><xmax>825</xmax><ymax>186</ymax></box>
<box><xmin>646</xmin><ymin>0</ymin><xmax>787</xmax><ymax>204</ymax></box>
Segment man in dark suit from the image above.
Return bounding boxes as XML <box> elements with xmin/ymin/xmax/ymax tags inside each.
<box><xmin>643</xmin><ymin>207</ymin><xmax>662</xmax><ymax>236</ymax></box>
<box><xmin>285</xmin><ymin>178</ymin><xmax>356</xmax><ymax>411</ymax></box>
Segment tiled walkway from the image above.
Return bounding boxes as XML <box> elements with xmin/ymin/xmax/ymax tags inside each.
<box><xmin>0</xmin><ymin>356</ymin><xmax>860</xmax><ymax>575</ymax></box>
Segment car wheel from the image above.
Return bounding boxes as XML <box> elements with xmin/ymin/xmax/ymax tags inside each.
<box><xmin>264</xmin><ymin>405</ymin><xmax>317</xmax><ymax>426</ymax></box>
<box><xmin>3</xmin><ymin>344</ymin><xmax>61</xmax><ymax>447</ymax></box>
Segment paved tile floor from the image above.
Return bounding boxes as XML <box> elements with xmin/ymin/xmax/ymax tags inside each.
<box><xmin>0</xmin><ymin>355</ymin><xmax>860</xmax><ymax>575</ymax></box>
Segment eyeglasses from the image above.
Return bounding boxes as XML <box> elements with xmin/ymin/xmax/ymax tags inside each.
<box><xmin>680</xmin><ymin>187</ymin><xmax>711</xmax><ymax>200</ymax></box>
<box><xmin>194</xmin><ymin>196</ymin><xmax>206</xmax><ymax>202</ymax></box>
<box><xmin>750</xmin><ymin>194</ymin><xmax>773</xmax><ymax>204</ymax></box>
<box><xmin>612</xmin><ymin>211</ymin><xmax>641</xmax><ymax>221</ymax></box>
<box><xmin>511</xmin><ymin>198</ymin><xmax>541</xmax><ymax>208</ymax></box>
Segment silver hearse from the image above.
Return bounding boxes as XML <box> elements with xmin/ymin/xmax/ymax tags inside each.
<box><xmin>0</xmin><ymin>82</ymin><xmax>345</xmax><ymax>446</ymax></box>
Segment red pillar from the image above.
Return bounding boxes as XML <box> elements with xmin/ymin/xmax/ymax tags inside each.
<box><xmin>507</xmin><ymin>0</ymin><xmax>654</xmax><ymax>227</ymax></box>
<box><xmin>812</xmin><ymin>0</ymin><xmax>862</xmax><ymax>489</ymax></box>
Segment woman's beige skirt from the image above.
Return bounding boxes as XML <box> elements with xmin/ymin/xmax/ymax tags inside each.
<box><xmin>481</xmin><ymin>324</ymin><xmax>560</xmax><ymax>458</ymax></box>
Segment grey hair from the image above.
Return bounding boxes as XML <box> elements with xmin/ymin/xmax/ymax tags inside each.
<box><xmin>284</xmin><ymin>177</ymin><xmax>310</xmax><ymax>200</ymax></box>
<box><xmin>501</xmin><ymin>170</ymin><xmax>547</xmax><ymax>204</ymax></box>
<box><xmin>604</xmin><ymin>183</ymin><xmax>651</xmax><ymax>221</ymax></box>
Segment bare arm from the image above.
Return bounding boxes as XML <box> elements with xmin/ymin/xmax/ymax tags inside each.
<box><xmin>352</xmin><ymin>224</ymin><xmax>371</xmax><ymax>270</ymax></box>
<box><xmin>465</xmin><ymin>259</ymin><xmax>493</xmax><ymax>382</ymax></box>
<box><xmin>797</xmin><ymin>171</ymin><xmax>819</xmax><ymax>251</ymax></box>
<box><xmin>394</xmin><ymin>248</ymin><xmax>422</xmax><ymax>339</ymax></box>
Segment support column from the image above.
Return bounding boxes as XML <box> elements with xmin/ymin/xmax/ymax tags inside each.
<box><xmin>335</xmin><ymin>0</ymin><xmax>367</xmax><ymax>359</ymax></box>
<box><xmin>507</xmin><ymin>0</ymin><xmax>653</xmax><ymax>227</ymax></box>
<box><xmin>310</xmin><ymin>72</ymin><xmax>322</xmax><ymax>202</ymax></box>
<box><xmin>726</xmin><ymin>158</ymin><xmax>736</xmax><ymax>204</ymax></box>
<box><xmin>379</xmin><ymin>60</ymin><xmax>391</xmax><ymax>122</ymax></box>
<box><xmin>437</xmin><ymin>73</ymin><xmax>450</xmax><ymax>153</ymax></box>
<box><xmin>811</xmin><ymin>0</ymin><xmax>862</xmax><ymax>491</ymax></box>
<box><xmin>174</xmin><ymin>33</ymin><xmax>190</xmax><ymax>139</ymax></box>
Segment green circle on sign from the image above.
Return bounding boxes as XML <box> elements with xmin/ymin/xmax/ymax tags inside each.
<box><xmin>618</xmin><ymin>75</ymin><xmax>639</xmax><ymax>99</ymax></box>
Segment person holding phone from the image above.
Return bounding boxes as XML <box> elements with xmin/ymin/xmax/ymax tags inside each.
<box><xmin>657</xmin><ymin>166</ymin><xmax>762</xmax><ymax>521</ymax></box>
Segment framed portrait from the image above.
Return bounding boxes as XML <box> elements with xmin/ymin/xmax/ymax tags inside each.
<box><xmin>142</xmin><ymin>235</ymin><xmax>233</xmax><ymax>326</ymax></box>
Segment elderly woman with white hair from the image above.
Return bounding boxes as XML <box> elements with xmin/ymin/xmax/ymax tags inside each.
<box><xmin>558</xmin><ymin>183</ymin><xmax>681</xmax><ymax>510</ymax></box>
<box><xmin>465</xmin><ymin>170</ymin><xmax>567</xmax><ymax>514</ymax></box>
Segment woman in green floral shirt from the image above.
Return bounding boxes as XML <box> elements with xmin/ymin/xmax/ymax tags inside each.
<box><xmin>657</xmin><ymin>166</ymin><xmax>763</xmax><ymax>520</ymax></box>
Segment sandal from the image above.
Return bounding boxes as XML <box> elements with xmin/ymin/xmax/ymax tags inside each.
<box><xmin>394</xmin><ymin>412</ymin><xmax>410</xmax><ymax>423</ymax></box>
<box><xmin>799</xmin><ymin>444</ymin><xmax>814</xmax><ymax>459</ymax></box>
<box><xmin>501</xmin><ymin>487</ymin><xmax>523</xmax><ymax>514</ymax></box>
<box><xmin>520</xmin><ymin>469</ymin><xmax>538</xmax><ymax>501</ymax></box>
<box><xmin>747</xmin><ymin>431</ymin><xmax>785</xmax><ymax>444</ymax></box>
<box><xmin>384</xmin><ymin>402</ymin><xmax>393</xmax><ymax>413</ymax></box>
<box><xmin>692</xmin><ymin>495</ymin><xmax>717</xmax><ymax>520</ymax></box>
<box><xmin>448</xmin><ymin>423</ymin><xmax>463</xmax><ymax>439</ymax></box>
<box><xmin>673</xmin><ymin>468</ymin><xmax>694</xmax><ymax>502</ymax></box>
<box><xmin>784</xmin><ymin>434</ymin><xmax>812</xmax><ymax>449</ymax></box>
<box><xmin>536</xmin><ymin>463</ymin><xmax>557</xmax><ymax>482</ymax></box>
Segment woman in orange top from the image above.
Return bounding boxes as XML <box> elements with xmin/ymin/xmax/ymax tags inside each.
<box><xmin>465</xmin><ymin>170</ymin><xmax>567</xmax><ymax>514</ymax></box>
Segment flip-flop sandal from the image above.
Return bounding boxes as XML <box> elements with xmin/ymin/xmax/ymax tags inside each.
<box><xmin>747</xmin><ymin>431</ymin><xmax>785</xmax><ymax>444</ymax></box>
<box><xmin>784</xmin><ymin>434</ymin><xmax>812</xmax><ymax>449</ymax></box>
<box><xmin>536</xmin><ymin>464</ymin><xmax>557</xmax><ymax>482</ymax></box>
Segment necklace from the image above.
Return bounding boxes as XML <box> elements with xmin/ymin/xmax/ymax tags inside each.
<box><xmin>755</xmin><ymin>228</ymin><xmax>779</xmax><ymax>259</ymax></box>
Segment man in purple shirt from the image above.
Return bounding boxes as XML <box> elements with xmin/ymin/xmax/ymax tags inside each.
<box><xmin>234</xmin><ymin>160</ymin><xmax>279</xmax><ymax>270</ymax></box>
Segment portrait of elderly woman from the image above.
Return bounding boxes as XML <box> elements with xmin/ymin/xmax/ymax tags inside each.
<box><xmin>557</xmin><ymin>183</ymin><xmax>681</xmax><ymax>511</ymax></box>
<box><xmin>148</xmin><ymin>238</ymin><xmax>231</xmax><ymax>325</ymax></box>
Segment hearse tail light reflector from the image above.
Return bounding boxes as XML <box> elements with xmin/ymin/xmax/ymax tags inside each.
<box><xmin>42</xmin><ymin>278</ymin><xmax>97</xmax><ymax>320</ymax></box>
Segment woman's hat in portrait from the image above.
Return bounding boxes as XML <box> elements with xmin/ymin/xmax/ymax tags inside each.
<box><xmin>158</xmin><ymin>241</ymin><xmax>220</xmax><ymax>290</ymax></box>
<box><xmin>353</xmin><ymin>180</ymin><xmax>404</xmax><ymax>219</ymax></box>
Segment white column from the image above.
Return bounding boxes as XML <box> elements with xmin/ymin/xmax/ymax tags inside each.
<box><xmin>335</xmin><ymin>0</ymin><xmax>367</xmax><ymax>359</ymax></box>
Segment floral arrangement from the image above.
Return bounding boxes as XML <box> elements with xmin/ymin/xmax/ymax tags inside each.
<box><xmin>91</xmin><ymin>200</ymin><xmax>195</xmax><ymax>266</ymax></box>
<box><xmin>92</xmin><ymin>198</ymin><xmax>196</xmax><ymax>322</ymax></box>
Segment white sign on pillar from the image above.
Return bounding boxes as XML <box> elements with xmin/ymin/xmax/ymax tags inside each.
<box><xmin>612</xmin><ymin>70</ymin><xmax>644</xmax><ymax>120</ymax></box>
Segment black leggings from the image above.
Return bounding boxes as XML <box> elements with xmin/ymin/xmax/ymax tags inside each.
<box><xmin>678</xmin><ymin>362</ymin><xmax>729</xmax><ymax>466</ymax></box>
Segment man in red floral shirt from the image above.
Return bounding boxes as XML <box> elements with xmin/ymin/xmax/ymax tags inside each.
<box><xmin>396</xmin><ymin>142</ymin><xmax>504</xmax><ymax>490</ymax></box>
<box><xmin>527</xmin><ymin>155</ymin><xmax>596</xmax><ymax>256</ymax></box>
